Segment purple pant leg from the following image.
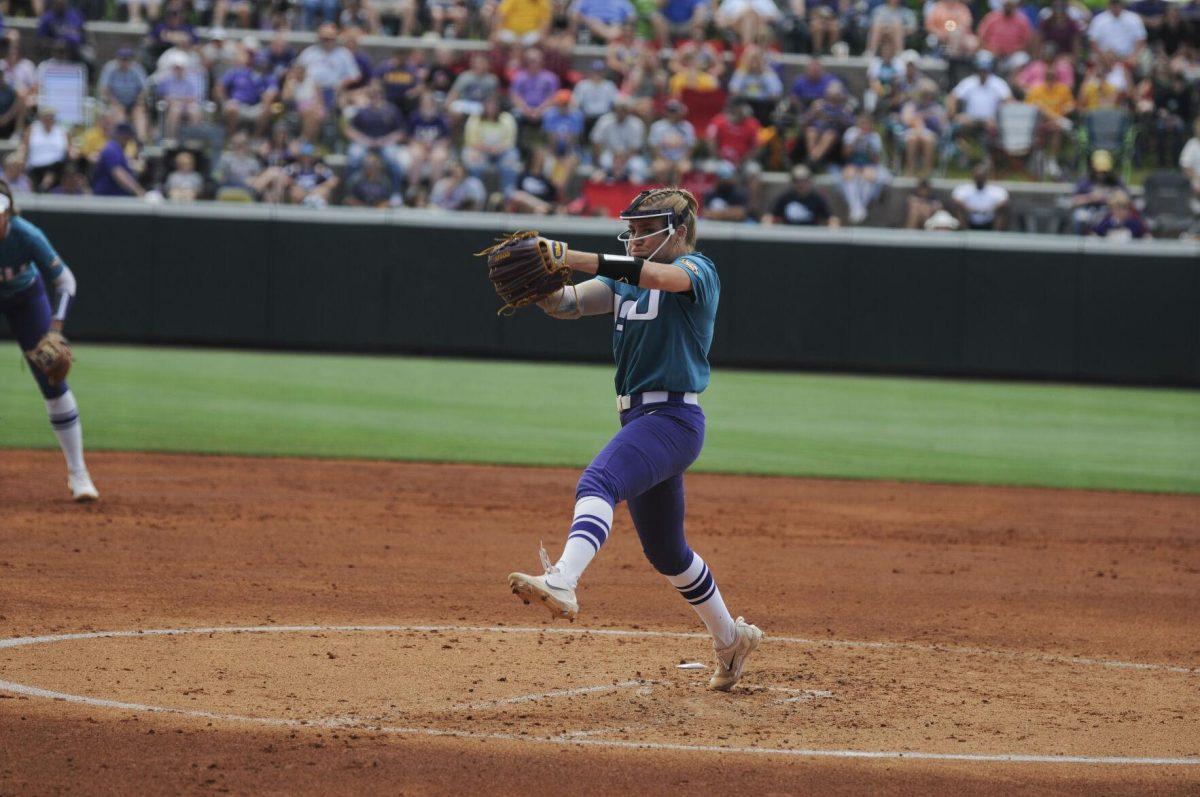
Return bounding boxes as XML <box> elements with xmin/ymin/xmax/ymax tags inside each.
<box><xmin>2</xmin><ymin>278</ymin><xmax>66</xmax><ymax>399</ymax></box>
<box><xmin>576</xmin><ymin>403</ymin><xmax>705</xmax><ymax>575</ymax></box>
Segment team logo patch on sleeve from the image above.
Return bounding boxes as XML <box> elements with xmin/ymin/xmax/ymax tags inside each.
<box><xmin>679</xmin><ymin>258</ymin><xmax>700</xmax><ymax>275</ymax></box>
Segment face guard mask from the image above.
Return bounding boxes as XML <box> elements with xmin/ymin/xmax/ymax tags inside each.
<box><xmin>617</xmin><ymin>189</ymin><xmax>678</xmax><ymax>263</ymax></box>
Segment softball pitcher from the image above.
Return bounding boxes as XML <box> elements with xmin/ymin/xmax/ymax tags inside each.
<box><xmin>506</xmin><ymin>187</ymin><xmax>763</xmax><ymax>691</ymax></box>
<box><xmin>0</xmin><ymin>181</ymin><xmax>98</xmax><ymax>501</ymax></box>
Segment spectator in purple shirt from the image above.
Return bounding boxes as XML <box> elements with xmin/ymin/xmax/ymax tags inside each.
<box><xmin>790</xmin><ymin>59</ymin><xmax>841</xmax><ymax>109</ymax></box>
<box><xmin>405</xmin><ymin>90</ymin><xmax>452</xmax><ymax>192</ymax></box>
<box><xmin>91</xmin><ymin>124</ymin><xmax>146</xmax><ymax>197</ymax></box>
<box><xmin>147</xmin><ymin>2</ymin><xmax>198</xmax><ymax>61</ymax></box>
<box><xmin>1090</xmin><ymin>191</ymin><xmax>1147</xmax><ymax>239</ymax></box>
<box><xmin>37</xmin><ymin>0</ymin><xmax>87</xmax><ymax>62</ymax></box>
<box><xmin>572</xmin><ymin>0</ymin><xmax>637</xmax><ymax>42</ymax></box>
<box><xmin>218</xmin><ymin>52</ymin><xmax>279</xmax><ymax>137</ymax></box>
<box><xmin>509</xmin><ymin>47</ymin><xmax>559</xmax><ymax>127</ymax></box>
<box><xmin>346</xmin><ymin>81</ymin><xmax>406</xmax><ymax>190</ymax></box>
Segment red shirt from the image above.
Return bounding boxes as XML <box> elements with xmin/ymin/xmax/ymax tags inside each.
<box><xmin>978</xmin><ymin>10</ymin><xmax>1033</xmax><ymax>56</ymax></box>
<box><xmin>706</xmin><ymin>114</ymin><xmax>762</xmax><ymax>163</ymax></box>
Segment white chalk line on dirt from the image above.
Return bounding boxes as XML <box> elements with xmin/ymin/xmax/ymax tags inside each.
<box><xmin>450</xmin><ymin>679</ymin><xmax>650</xmax><ymax>712</ymax></box>
<box><xmin>0</xmin><ymin>624</ymin><xmax>1197</xmax><ymax>767</ymax></box>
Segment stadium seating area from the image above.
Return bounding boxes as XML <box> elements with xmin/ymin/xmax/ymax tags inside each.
<box><xmin>0</xmin><ymin>0</ymin><xmax>1197</xmax><ymax>236</ymax></box>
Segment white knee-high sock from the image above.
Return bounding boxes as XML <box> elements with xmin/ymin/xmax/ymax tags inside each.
<box><xmin>668</xmin><ymin>552</ymin><xmax>736</xmax><ymax>648</ymax></box>
<box><xmin>46</xmin><ymin>390</ymin><xmax>87</xmax><ymax>475</ymax></box>
<box><xmin>553</xmin><ymin>496</ymin><xmax>613</xmax><ymax>588</ymax></box>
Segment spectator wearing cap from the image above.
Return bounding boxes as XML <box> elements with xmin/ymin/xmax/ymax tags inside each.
<box><xmin>24</xmin><ymin>106</ymin><xmax>72</xmax><ymax>193</ymax></box>
<box><xmin>865</xmin><ymin>0</ymin><xmax>917</xmax><ymax>57</ymax></box>
<box><xmin>573</xmin><ymin>58</ymin><xmax>620</xmax><ymax>135</ymax></box>
<box><xmin>285</xmin><ymin>143</ymin><xmax>338</xmax><ymax>207</ymax></box>
<box><xmin>92</xmin><ymin>123</ymin><xmax>146</xmax><ymax>197</ymax></box>
<box><xmin>764</xmin><ymin>165</ymin><xmax>838</xmax><ymax>226</ymax></box>
<box><xmin>492</xmin><ymin>0</ymin><xmax>552</xmax><ymax>45</ymax></box>
<box><xmin>947</xmin><ymin>52</ymin><xmax>1012</xmax><ymax>154</ymax></box>
<box><xmin>346</xmin><ymin>81</ymin><xmax>406</xmax><ymax>191</ymax></box>
<box><xmin>462</xmin><ymin>94</ymin><xmax>522</xmax><ymax>196</ymax></box>
<box><xmin>589</xmin><ymin>95</ymin><xmax>647</xmax><ymax>182</ymax></box>
<box><xmin>542</xmin><ymin>88</ymin><xmax>585</xmax><ymax>163</ymax></box>
<box><xmin>924</xmin><ymin>0</ymin><xmax>977</xmax><ymax>58</ymax></box>
<box><xmin>799</xmin><ymin>81</ymin><xmax>853</xmax><ymax>167</ymax></box>
<box><xmin>430</xmin><ymin>159</ymin><xmax>487</xmax><ymax>211</ymax></box>
<box><xmin>701</xmin><ymin>161</ymin><xmax>751</xmax><ymax>221</ymax></box>
<box><xmin>839</xmin><ymin>112</ymin><xmax>889</xmax><ymax>224</ymax></box>
<box><xmin>98</xmin><ymin>47</ymin><xmax>150</xmax><ymax>142</ymax></box>
<box><xmin>897</xmin><ymin>79</ymin><xmax>947</xmax><ymax>175</ymax></box>
<box><xmin>950</xmin><ymin>163</ymin><xmax>1008</xmax><ymax>230</ymax></box>
<box><xmin>1089</xmin><ymin>190</ymin><xmax>1146</xmax><ymax>239</ymax></box>
<box><xmin>403</xmin><ymin>90</ymin><xmax>452</xmax><ymax>193</ymax></box>
<box><xmin>36</xmin><ymin>0</ymin><xmax>87</xmax><ymax>63</ymax></box>
<box><xmin>201</xmin><ymin>27</ymin><xmax>241</xmax><ymax>84</ymax></box>
<box><xmin>1068</xmin><ymin>149</ymin><xmax>1126</xmax><ymax>233</ymax></box>
<box><xmin>1088</xmin><ymin>0</ymin><xmax>1147</xmax><ymax>59</ymax></box>
<box><xmin>649</xmin><ymin>99</ymin><xmax>696</xmax><ymax>184</ymax></box>
<box><xmin>155</xmin><ymin>51</ymin><xmax>204</xmax><ymax>140</ymax></box>
<box><xmin>572</xmin><ymin>0</ymin><xmax>637</xmax><ymax>43</ymax></box>
<box><xmin>978</xmin><ymin>0</ymin><xmax>1033</xmax><ymax>72</ymax></box>
<box><xmin>218</xmin><ymin>51</ymin><xmax>279</xmax><ymax>138</ymax></box>
<box><xmin>447</xmin><ymin>52</ymin><xmax>499</xmax><ymax>124</ymax></box>
<box><xmin>509</xmin><ymin>47</ymin><xmax>560</xmax><ymax>127</ymax></box>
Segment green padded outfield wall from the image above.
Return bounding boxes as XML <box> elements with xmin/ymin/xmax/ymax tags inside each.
<box><xmin>9</xmin><ymin>201</ymin><xmax>1200</xmax><ymax>387</ymax></box>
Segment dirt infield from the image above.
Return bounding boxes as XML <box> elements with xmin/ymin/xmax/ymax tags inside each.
<box><xmin>1</xmin><ymin>450</ymin><xmax>1198</xmax><ymax>795</ymax></box>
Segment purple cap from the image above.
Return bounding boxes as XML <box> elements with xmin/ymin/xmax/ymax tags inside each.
<box><xmin>116</xmin><ymin>46</ymin><xmax>135</xmax><ymax>59</ymax></box>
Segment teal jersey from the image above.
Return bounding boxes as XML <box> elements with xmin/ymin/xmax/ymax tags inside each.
<box><xmin>0</xmin><ymin>217</ymin><xmax>66</xmax><ymax>301</ymax></box>
<box><xmin>596</xmin><ymin>250</ymin><xmax>720</xmax><ymax>396</ymax></box>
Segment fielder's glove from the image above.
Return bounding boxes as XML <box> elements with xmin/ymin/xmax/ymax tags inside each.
<box><xmin>26</xmin><ymin>330</ymin><xmax>73</xmax><ymax>386</ymax></box>
<box><xmin>476</xmin><ymin>230</ymin><xmax>572</xmax><ymax>315</ymax></box>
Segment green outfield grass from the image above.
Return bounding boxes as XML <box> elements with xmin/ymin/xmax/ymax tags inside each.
<box><xmin>2</xmin><ymin>345</ymin><xmax>1198</xmax><ymax>494</ymax></box>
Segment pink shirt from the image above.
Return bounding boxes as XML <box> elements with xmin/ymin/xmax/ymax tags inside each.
<box><xmin>1014</xmin><ymin>57</ymin><xmax>1075</xmax><ymax>92</ymax></box>
<box><xmin>978</xmin><ymin>10</ymin><xmax>1033</xmax><ymax>56</ymax></box>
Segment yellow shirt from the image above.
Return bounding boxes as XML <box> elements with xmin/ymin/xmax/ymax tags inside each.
<box><xmin>1077</xmin><ymin>78</ymin><xmax>1119</xmax><ymax>112</ymax></box>
<box><xmin>497</xmin><ymin>0</ymin><xmax>551</xmax><ymax>35</ymax></box>
<box><xmin>1026</xmin><ymin>82</ymin><xmax>1074</xmax><ymax>119</ymax></box>
<box><xmin>668</xmin><ymin>70</ymin><xmax>718</xmax><ymax>97</ymax></box>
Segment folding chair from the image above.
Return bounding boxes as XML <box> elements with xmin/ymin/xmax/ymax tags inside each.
<box><xmin>1080</xmin><ymin>108</ymin><xmax>1135</xmax><ymax>182</ymax></box>
<box><xmin>1141</xmin><ymin>170</ymin><xmax>1194</xmax><ymax>239</ymax></box>
<box><xmin>36</xmin><ymin>61</ymin><xmax>89</xmax><ymax>127</ymax></box>
<box><xmin>995</xmin><ymin>102</ymin><xmax>1040</xmax><ymax>177</ymax></box>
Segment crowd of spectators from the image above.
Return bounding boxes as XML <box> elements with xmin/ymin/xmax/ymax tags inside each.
<box><xmin>0</xmin><ymin>0</ymin><xmax>1196</xmax><ymax>238</ymax></box>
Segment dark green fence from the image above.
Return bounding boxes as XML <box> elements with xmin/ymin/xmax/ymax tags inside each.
<box><xmin>8</xmin><ymin>201</ymin><xmax>1200</xmax><ymax>386</ymax></box>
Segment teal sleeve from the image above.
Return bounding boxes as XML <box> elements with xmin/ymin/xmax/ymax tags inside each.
<box><xmin>671</xmin><ymin>253</ymin><xmax>717</xmax><ymax>306</ymax></box>
<box><xmin>22</xmin><ymin>221</ymin><xmax>65</xmax><ymax>281</ymax></box>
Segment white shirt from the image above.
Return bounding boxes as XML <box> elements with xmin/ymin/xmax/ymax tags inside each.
<box><xmin>1087</xmin><ymin>9</ymin><xmax>1146</xmax><ymax>58</ymax></box>
<box><xmin>952</xmin><ymin>182</ymin><xmax>1008</xmax><ymax>226</ymax></box>
<box><xmin>951</xmin><ymin>73</ymin><xmax>1012</xmax><ymax>121</ymax></box>
<box><xmin>27</xmin><ymin>121</ymin><xmax>69</xmax><ymax>168</ymax></box>
<box><xmin>1180</xmin><ymin>138</ymin><xmax>1200</xmax><ymax>179</ymax></box>
<box><xmin>296</xmin><ymin>44</ymin><xmax>361</xmax><ymax>90</ymax></box>
<box><xmin>572</xmin><ymin>77</ymin><xmax>619</xmax><ymax>118</ymax></box>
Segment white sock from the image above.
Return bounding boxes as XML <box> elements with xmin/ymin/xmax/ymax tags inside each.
<box><xmin>46</xmin><ymin>390</ymin><xmax>86</xmax><ymax>475</ymax></box>
<box><xmin>667</xmin><ymin>552</ymin><xmax>736</xmax><ymax>648</ymax></box>
<box><xmin>553</xmin><ymin>496</ymin><xmax>613</xmax><ymax>588</ymax></box>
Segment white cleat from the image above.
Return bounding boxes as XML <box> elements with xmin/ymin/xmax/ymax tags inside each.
<box><xmin>508</xmin><ymin>545</ymin><xmax>579</xmax><ymax>621</ymax></box>
<box><xmin>68</xmin><ymin>470</ymin><xmax>99</xmax><ymax>503</ymax></box>
<box><xmin>708</xmin><ymin>617</ymin><xmax>764</xmax><ymax>692</ymax></box>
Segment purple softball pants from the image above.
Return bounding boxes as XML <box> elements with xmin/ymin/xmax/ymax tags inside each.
<box><xmin>1</xmin><ymin>275</ymin><xmax>67</xmax><ymax>399</ymax></box>
<box><xmin>576</xmin><ymin>398</ymin><xmax>706</xmax><ymax>576</ymax></box>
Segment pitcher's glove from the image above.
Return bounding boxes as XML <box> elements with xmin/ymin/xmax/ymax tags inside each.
<box><xmin>476</xmin><ymin>231</ymin><xmax>571</xmax><ymax>315</ymax></box>
<box><xmin>26</xmin><ymin>330</ymin><xmax>73</xmax><ymax>386</ymax></box>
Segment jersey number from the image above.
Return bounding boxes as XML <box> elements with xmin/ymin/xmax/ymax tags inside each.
<box><xmin>614</xmin><ymin>290</ymin><xmax>660</xmax><ymax>331</ymax></box>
